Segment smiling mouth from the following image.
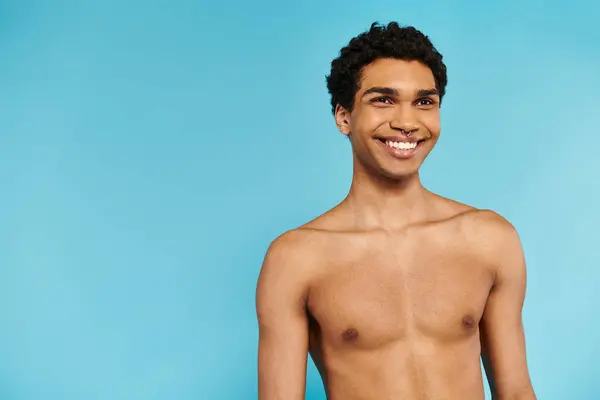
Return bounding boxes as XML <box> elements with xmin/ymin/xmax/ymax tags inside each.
<box><xmin>375</xmin><ymin>138</ymin><xmax>426</xmax><ymax>151</ymax></box>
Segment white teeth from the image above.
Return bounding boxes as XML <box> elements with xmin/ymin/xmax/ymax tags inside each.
<box><xmin>385</xmin><ymin>140</ymin><xmax>417</xmax><ymax>150</ymax></box>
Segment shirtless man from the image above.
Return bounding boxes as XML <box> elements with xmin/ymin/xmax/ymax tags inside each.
<box><xmin>256</xmin><ymin>22</ymin><xmax>536</xmax><ymax>399</ymax></box>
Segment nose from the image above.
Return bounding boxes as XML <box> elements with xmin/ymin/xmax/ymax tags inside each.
<box><xmin>389</xmin><ymin>106</ymin><xmax>419</xmax><ymax>135</ymax></box>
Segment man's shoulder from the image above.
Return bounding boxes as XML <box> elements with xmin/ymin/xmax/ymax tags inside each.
<box><xmin>431</xmin><ymin>194</ymin><xmax>515</xmax><ymax>234</ymax></box>
<box><xmin>457</xmin><ymin>208</ymin><xmax>518</xmax><ymax>240</ymax></box>
<box><xmin>265</xmin><ymin>228</ymin><xmax>321</xmax><ymax>258</ymax></box>
<box><xmin>449</xmin><ymin>207</ymin><xmax>523</xmax><ymax>272</ymax></box>
<box><xmin>430</xmin><ymin>194</ymin><xmax>520</xmax><ymax>255</ymax></box>
<box><xmin>260</xmin><ymin>227</ymin><xmax>326</xmax><ymax>278</ymax></box>
<box><xmin>260</xmin><ymin>207</ymin><xmax>352</xmax><ymax>280</ymax></box>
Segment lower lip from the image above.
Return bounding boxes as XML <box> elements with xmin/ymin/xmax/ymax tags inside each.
<box><xmin>375</xmin><ymin>139</ymin><xmax>423</xmax><ymax>159</ymax></box>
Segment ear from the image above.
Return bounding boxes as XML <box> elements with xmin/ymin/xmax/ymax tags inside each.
<box><xmin>334</xmin><ymin>104</ymin><xmax>351</xmax><ymax>137</ymax></box>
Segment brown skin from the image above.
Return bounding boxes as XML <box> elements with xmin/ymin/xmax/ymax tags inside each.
<box><xmin>256</xmin><ymin>58</ymin><xmax>536</xmax><ymax>399</ymax></box>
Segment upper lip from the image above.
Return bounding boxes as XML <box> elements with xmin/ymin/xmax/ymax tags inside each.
<box><xmin>375</xmin><ymin>135</ymin><xmax>425</xmax><ymax>143</ymax></box>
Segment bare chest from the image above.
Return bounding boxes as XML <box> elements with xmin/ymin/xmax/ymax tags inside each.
<box><xmin>307</xmin><ymin>237</ymin><xmax>495</xmax><ymax>349</ymax></box>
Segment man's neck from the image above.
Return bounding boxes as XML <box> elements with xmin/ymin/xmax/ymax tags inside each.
<box><xmin>342</xmin><ymin>166</ymin><xmax>433</xmax><ymax>231</ymax></box>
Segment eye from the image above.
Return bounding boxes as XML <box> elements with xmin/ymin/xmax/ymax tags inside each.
<box><xmin>415</xmin><ymin>98</ymin><xmax>436</xmax><ymax>107</ymax></box>
<box><xmin>371</xmin><ymin>96</ymin><xmax>393</xmax><ymax>105</ymax></box>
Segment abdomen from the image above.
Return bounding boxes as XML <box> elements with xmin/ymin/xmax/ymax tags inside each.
<box><xmin>317</xmin><ymin>336</ymin><xmax>485</xmax><ymax>400</ymax></box>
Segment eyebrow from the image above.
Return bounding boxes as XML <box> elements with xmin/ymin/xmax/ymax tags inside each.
<box><xmin>362</xmin><ymin>87</ymin><xmax>439</xmax><ymax>98</ymax></box>
<box><xmin>416</xmin><ymin>88</ymin><xmax>440</xmax><ymax>97</ymax></box>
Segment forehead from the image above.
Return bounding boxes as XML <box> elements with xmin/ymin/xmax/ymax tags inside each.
<box><xmin>358</xmin><ymin>58</ymin><xmax>436</xmax><ymax>93</ymax></box>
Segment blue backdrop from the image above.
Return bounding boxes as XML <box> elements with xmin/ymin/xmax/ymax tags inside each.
<box><xmin>1</xmin><ymin>1</ymin><xmax>599</xmax><ymax>399</ymax></box>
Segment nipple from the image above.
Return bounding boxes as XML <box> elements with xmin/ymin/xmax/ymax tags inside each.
<box><xmin>342</xmin><ymin>328</ymin><xmax>359</xmax><ymax>342</ymax></box>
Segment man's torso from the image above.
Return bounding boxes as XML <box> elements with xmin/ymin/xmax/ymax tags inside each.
<box><xmin>297</xmin><ymin>206</ymin><xmax>498</xmax><ymax>399</ymax></box>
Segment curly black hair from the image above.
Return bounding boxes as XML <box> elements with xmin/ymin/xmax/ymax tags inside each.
<box><xmin>326</xmin><ymin>22</ymin><xmax>448</xmax><ymax>114</ymax></box>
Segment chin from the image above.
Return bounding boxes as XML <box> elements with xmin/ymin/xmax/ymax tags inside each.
<box><xmin>375</xmin><ymin>164</ymin><xmax>421</xmax><ymax>181</ymax></box>
<box><xmin>355</xmin><ymin>149</ymin><xmax>424</xmax><ymax>181</ymax></box>
<box><xmin>378</xmin><ymin>158</ymin><xmax>422</xmax><ymax>176</ymax></box>
<box><xmin>381</xmin><ymin>170</ymin><xmax>419</xmax><ymax>181</ymax></box>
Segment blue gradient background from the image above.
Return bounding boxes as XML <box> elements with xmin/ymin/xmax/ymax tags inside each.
<box><xmin>1</xmin><ymin>1</ymin><xmax>599</xmax><ymax>399</ymax></box>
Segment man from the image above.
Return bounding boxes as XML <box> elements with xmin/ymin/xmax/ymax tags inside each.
<box><xmin>256</xmin><ymin>22</ymin><xmax>536</xmax><ymax>399</ymax></box>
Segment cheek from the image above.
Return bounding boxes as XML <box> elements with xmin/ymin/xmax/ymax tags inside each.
<box><xmin>351</xmin><ymin>109</ymin><xmax>388</xmax><ymax>133</ymax></box>
<box><xmin>421</xmin><ymin>113</ymin><xmax>441</xmax><ymax>136</ymax></box>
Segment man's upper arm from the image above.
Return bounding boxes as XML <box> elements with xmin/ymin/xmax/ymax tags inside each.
<box><xmin>256</xmin><ymin>231</ymin><xmax>310</xmax><ymax>400</ymax></box>
<box><xmin>479</xmin><ymin>212</ymin><xmax>536</xmax><ymax>399</ymax></box>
